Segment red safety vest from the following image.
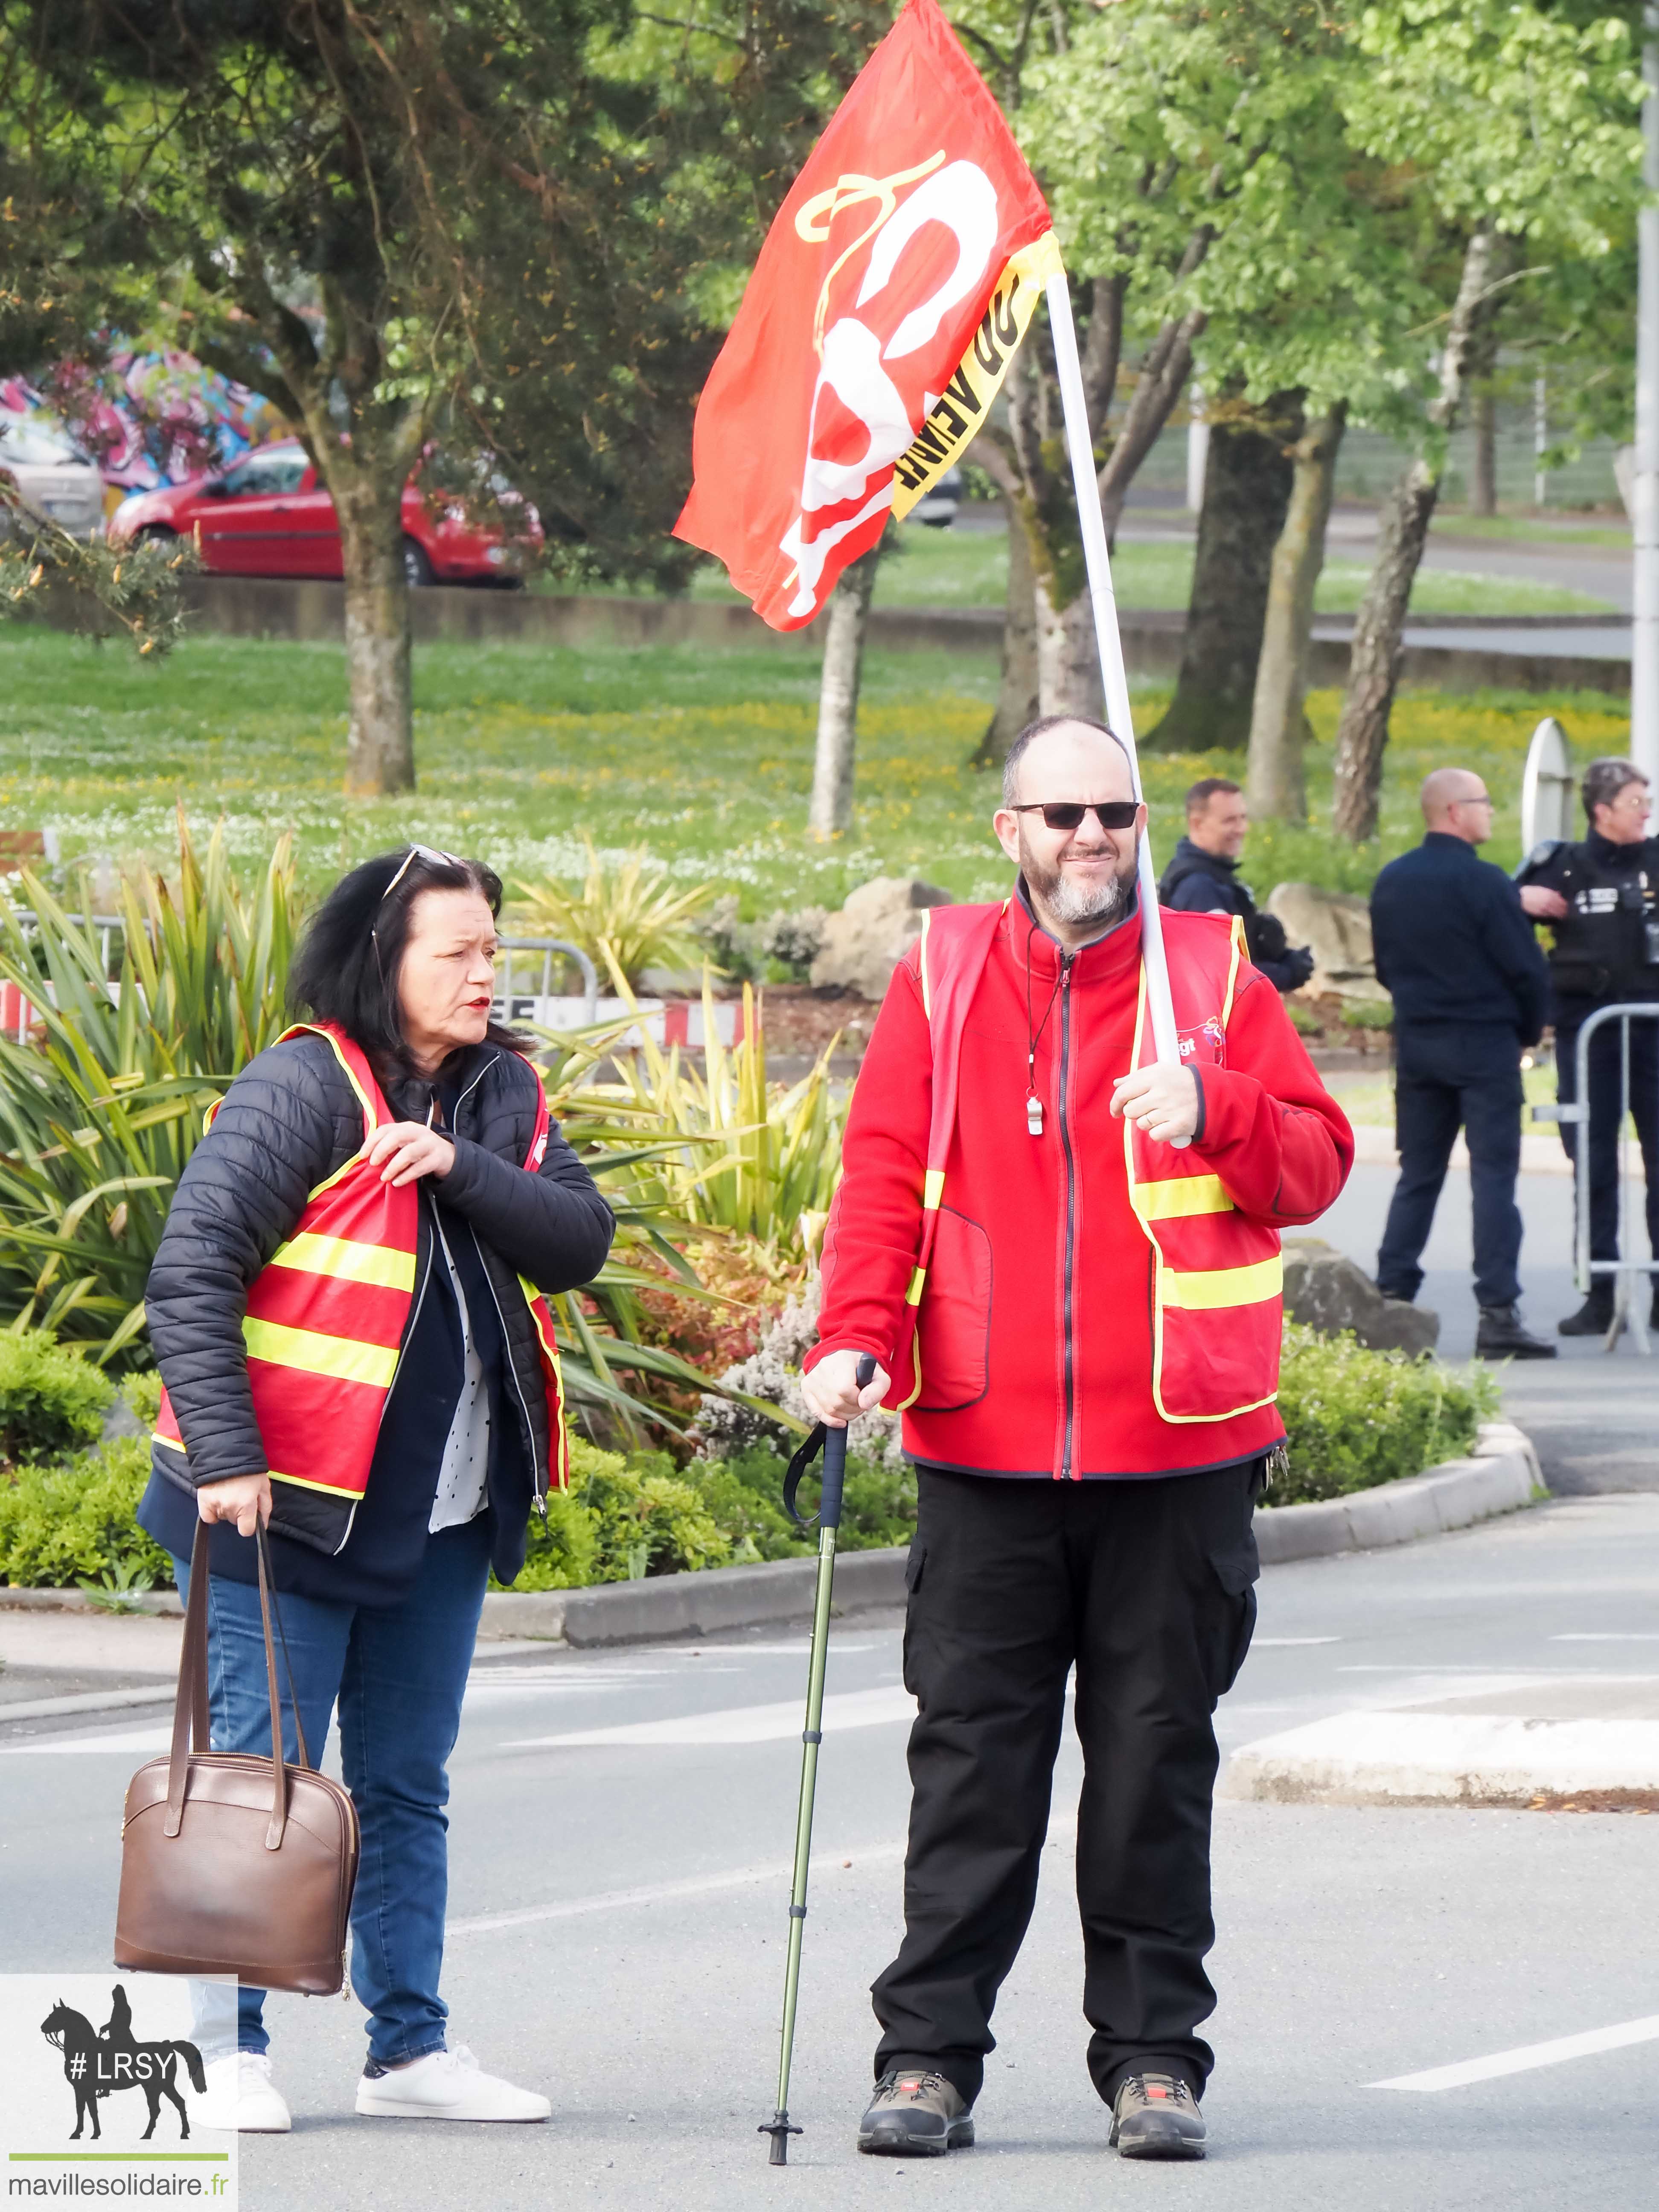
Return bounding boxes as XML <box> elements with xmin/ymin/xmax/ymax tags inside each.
<box><xmin>887</xmin><ymin>903</ymin><xmax>1282</xmax><ymax>1424</ymax></box>
<box><xmin>156</xmin><ymin>1023</ymin><xmax>570</xmax><ymax>1499</ymax></box>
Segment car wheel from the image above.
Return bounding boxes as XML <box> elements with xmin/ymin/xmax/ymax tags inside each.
<box><xmin>402</xmin><ymin>536</ymin><xmax>434</xmax><ymax>588</ymax></box>
<box><xmin>136</xmin><ymin>525</ymin><xmax>178</xmax><ymax>546</ymax></box>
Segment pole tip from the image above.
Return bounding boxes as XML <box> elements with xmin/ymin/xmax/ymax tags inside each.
<box><xmin>760</xmin><ymin>2113</ymin><xmax>801</xmax><ymax>2165</ymax></box>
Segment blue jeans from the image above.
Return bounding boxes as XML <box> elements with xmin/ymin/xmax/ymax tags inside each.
<box><xmin>171</xmin><ymin>1513</ymin><xmax>491</xmax><ymax>2066</ymax></box>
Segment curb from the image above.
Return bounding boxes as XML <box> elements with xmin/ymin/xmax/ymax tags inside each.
<box><xmin>0</xmin><ymin>1586</ymin><xmax>183</xmax><ymax>1617</ymax></box>
<box><xmin>0</xmin><ymin>1425</ymin><xmax>1539</xmax><ymax>1653</ymax></box>
<box><xmin>1253</xmin><ymin>1423</ymin><xmax>1541</xmax><ymax>1567</ymax></box>
<box><xmin>477</xmin><ymin>1544</ymin><xmax>909</xmax><ymax>1646</ymax></box>
<box><xmin>1224</xmin><ymin>1711</ymin><xmax>1659</xmax><ymax>1808</ymax></box>
<box><xmin>0</xmin><ymin>1685</ymin><xmax>175</xmax><ymax>1725</ymax></box>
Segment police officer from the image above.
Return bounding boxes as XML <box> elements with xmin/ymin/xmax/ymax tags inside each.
<box><xmin>1158</xmin><ymin>778</ymin><xmax>1316</xmax><ymax>994</ymax></box>
<box><xmin>1517</xmin><ymin>757</ymin><xmax>1659</xmax><ymax>1336</ymax></box>
<box><xmin>1371</xmin><ymin>768</ymin><xmax>1554</xmax><ymax>1359</ymax></box>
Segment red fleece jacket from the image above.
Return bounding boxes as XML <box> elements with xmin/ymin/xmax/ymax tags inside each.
<box><xmin>806</xmin><ymin>901</ymin><xmax>1354</xmax><ymax>1478</ymax></box>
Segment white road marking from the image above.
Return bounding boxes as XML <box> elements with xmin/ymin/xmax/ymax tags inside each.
<box><xmin>503</xmin><ymin>1682</ymin><xmax>917</xmax><ymax>1750</ymax></box>
<box><xmin>1254</xmin><ymin>1638</ymin><xmax>1340</xmax><ymax>1647</ymax></box>
<box><xmin>0</xmin><ymin>1723</ymin><xmax>171</xmax><ymax>1755</ymax></box>
<box><xmin>1552</xmin><ymin>1634</ymin><xmax>1659</xmax><ymax>1642</ymax></box>
<box><xmin>1370</xmin><ymin>2014</ymin><xmax>1659</xmax><ymax>2092</ymax></box>
<box><xmin>448</xmin><ymin>1841</ymin><xmax>907</xmax><ymax>1937</ymax></box>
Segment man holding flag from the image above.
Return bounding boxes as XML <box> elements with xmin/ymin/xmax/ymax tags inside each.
<box><xmin>678</xmin><ymin>0</ymin><xmax>1351</xmax><ymax>2163</ymax></box>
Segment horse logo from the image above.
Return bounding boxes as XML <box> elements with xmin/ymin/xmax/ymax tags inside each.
<box><xmin>39</xmin><ymin>1983</ymin><xmax>205</xmax><ymax>2141</ymax></box>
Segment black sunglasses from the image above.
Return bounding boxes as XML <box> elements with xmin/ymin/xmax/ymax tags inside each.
<box><xmin>1012</xmin><ymin>801</ymin><xmax>1139</xmax><ymax>831</ymax></box>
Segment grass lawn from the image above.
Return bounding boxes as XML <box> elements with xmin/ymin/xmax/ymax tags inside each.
<box><xmin>0</xmin><ymin>625</ymin><xmax>1634</xmax><ymax>917</ymax></box>
<box><xmin>667</xmin><ymin>516</ymin><xmax>1618</xmax><ymax>617</ymax></box>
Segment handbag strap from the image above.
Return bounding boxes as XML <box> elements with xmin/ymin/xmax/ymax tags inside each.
<box><xmin>162</xmin><ymin>1516</ymin><xmax>311</xmax><ymax>1850</ymax></box>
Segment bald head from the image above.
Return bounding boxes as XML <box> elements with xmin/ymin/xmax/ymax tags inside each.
<box><xmin>1421</xmin><ymin>767</ymin><xmax>1493</xmax><ymax>846</ymax></box>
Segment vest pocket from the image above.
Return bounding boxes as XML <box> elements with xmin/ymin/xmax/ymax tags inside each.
<box><xmin>915</xmin><ymin>1207</ymin><xmax>992</xmax><ymax>1410</ymax></box>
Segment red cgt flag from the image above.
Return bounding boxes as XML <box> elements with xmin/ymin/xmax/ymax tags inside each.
<box><xmin>673</xmin><ymin>0</ymin><xmax>1060</xmax><ymax>631</ymax></box>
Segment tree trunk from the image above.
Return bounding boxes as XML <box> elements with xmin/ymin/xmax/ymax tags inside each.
<box><xmin>806</xmin><ymin>538</ymin><xmax>882</xmax><ymax>839</ymax></box>
<box><xmin>1033</xmin><ymin>570</ymin><xmax>1102</xmax><ymax>720</ymax></box>
<box><xmin>1331</xmin><ymin>228</ymin><xmax>1499</xmax><ymax>843</ymax></box>
<box><xmin>969</xmin><ymin>495</ymin><xmax>1040</xmax><ymax>770</ymax></box>
<box><xmin>1246</xmin><ymin>402</ymin><xmax>1347</xmax><ymax>823</ymax></box>
<box><xmin>1143</xmin><ymin>392</ymin><xmax>1298</xmax><ymax>754</ymax></box>
<box><xmin>1470</xmin><ymin>385</ymin><xmax>1498</xmax><ymax>517</ymax></box>
<box><xmin>337</xmin><ymin>483</ymin><xmax>415</xmax><ymax>797</ymax></box>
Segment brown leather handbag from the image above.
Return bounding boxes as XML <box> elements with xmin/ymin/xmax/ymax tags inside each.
<box><xmin>114</xmin><ymin>1522</ymin><xmax>360</xmax><ymax>1995</ymax></box>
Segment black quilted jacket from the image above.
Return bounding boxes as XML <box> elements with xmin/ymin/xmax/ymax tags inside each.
<box><xmin>145</xmin><ymin>1032</ymin><xmax>614</xmax><ymax>1560</ymax></box>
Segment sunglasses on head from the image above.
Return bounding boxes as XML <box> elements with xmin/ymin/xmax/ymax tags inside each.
<box><xmin>1012</xmin><ymin>801</ymin><xmax>1139</xmax><ymax>832</ymax></box>
<box><xmin>380</xmin><ymin>843</ymin><xmax>464</xmax><ymax>902</ymax></box>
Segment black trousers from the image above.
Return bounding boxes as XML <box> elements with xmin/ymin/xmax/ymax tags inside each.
<box><xmin>1556</xmin><ymin>1016</ymin><xmax>1659</xmax><ymax>1275</ymax></box>
<box><xmin>872</xmin><ymin>1460</ymin><xmax>1260</xmax><ymax>2110</ymax></box>
<box><xmin>1375</xmin><ymin>1026</ymin><xmax>1524</xmax><ymax>1309</ymax></box>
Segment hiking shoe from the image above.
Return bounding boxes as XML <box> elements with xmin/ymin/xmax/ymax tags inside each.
<box><xmin>857</xmin><ymin>2069</ymin><xmax>974</xmax><ymax>2156</ymax></box>
<box><xmin>1109</xmin><ymin>2073</ymin><xmax>1205</xmax><ymax>2161</ymax></box>
<box><xmin>1475</xmin><ymin>1304</ymin><xmax>1557</xmax><ymax>1360</ymax></box>
<box><xmin>1559</xmin><ymin>1292</ymin><xmax>1620</xmax><ymax>1338</ymax></box>
<box><xmin>355</xmin><ymin>2044</ymin><xmax>550</xmax><ymax>2122</ymax></box>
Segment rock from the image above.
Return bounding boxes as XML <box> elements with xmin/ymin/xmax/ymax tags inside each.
<box><xmin>809</xmin><ymin>877</ymin><xmax>952</xmax><ymax>1000</ymax></box>
<box><xmin>1265</xmin><ymin>881</ymin><xmax>1390</xmax><ymax>1005</ymax></box>
<box><xmin>1281</xmin><ymin>1236</ymin><xmax>1440</xmax><ymax>1355</ymax></box>
<box><xmin>100</xmin><ymin>1395</ymin><xmax>145</xmax><ymax>1445</ymax></box>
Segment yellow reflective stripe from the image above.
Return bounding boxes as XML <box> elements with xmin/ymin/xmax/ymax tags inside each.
<box><xmin>1162</xmin><ymin>1256</ymin><xmax>1283</xmax><ymax>1311</ymax></box>
<box><xmin>1132</xmin><ymin>1175</ymin><xmax>1233</xmax><ymax>1221</ymax></box>
<box><xmin>919</xmin><ymin>907</ymin><xmax>935</xmax><ymax>1021</ymax></box>
<box><xmin>267</xmin><ymin>1232</ymin><xmax>416</xmax><ymax>1292</ymax></box>
<box><xmin>242</xmin><ymin>1316</ymin><xmax>398</xmax><ymax>1388</ymax></box>
<box><xmin>268</xmin><ymin>1467</ymin><xmax>366</xmax><ymax>1499</ymax></box>
<box><xmin>905</xmin><ymin>1267</ymin><xmax>927</xmax><ymax>1306</ymax></box>
<box><xmin>153</xmin><ymin>1429</ymin><xmax>186</xmax><ymax>1454</ymax></box>
<box><xmin>923</xmin><ymin>1169</ymin><xmax>945</xmax><ymax>1210</ymax></box>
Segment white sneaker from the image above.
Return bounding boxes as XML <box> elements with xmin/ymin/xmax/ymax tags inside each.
<box><xmin>199</xmin><ymin>2052</ymin><xmax>292</xmax><ymax>2133</ymax></box>
<box><xmin>355</xmin><ymin>2044</ymin><xmax>550</xmax><ymax>2123</ymax></box>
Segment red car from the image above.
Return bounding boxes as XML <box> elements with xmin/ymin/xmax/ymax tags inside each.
<box><xmin>109</xmin><ymin>438</ymin><xmax>541</xmax><ymax>587</ymax></box>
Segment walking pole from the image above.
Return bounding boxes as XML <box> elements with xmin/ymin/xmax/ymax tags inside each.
<box><xmin>759</xmin><ymin>1350</ymin><xmax>877</xmax><ymax>2166</ymax></box>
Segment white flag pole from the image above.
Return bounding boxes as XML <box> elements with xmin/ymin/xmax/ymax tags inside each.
<box><xmin>1044</xmin><ymin>271</ymin><xmax>1184</xmax><ymax>1080</ymax></box>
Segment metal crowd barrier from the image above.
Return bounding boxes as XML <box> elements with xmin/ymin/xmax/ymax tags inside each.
<box><xmin>1534</xmin><ymin>1001</ymin><xmax>1659</xmax><ymax>1354</ymax></box>
<box><xmin>495</xmin><ymin>936</ymin><xmax>599</xmax><ymax>1024</ymax></box>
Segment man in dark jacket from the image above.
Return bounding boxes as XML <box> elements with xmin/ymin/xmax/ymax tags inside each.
<box><xmin>1371</xmin><ymin>767</ymin><xmax>1553</xmax><ymax>1359</ymax></box>
<box><xmin>1158</xmin><ymin>778</ymin><xmax>1315</xmax><ymax>994</ymax></box>
<box><xmin>1516</xmin><ymin>756</ymin><xmax>1659</xmax><ymax>1335</ymax></box>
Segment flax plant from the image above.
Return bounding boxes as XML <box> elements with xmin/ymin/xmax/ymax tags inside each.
<box><xmin>0</xmin><ymin>813</ymin><xmax>300</xmax><ymax>1358</ymax></box>
<box><xmin>513</xmin><ymin>844</ymin><xmax>719</xmax><ymax>988</ymax></box>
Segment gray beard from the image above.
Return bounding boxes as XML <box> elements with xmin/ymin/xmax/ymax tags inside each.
<box><xmin>1022</xmin><ymin>840</ymin><xmax>1135</xmax><ymax>930</ymax></box>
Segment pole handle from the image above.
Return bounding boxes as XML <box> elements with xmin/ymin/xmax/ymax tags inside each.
<box><xmin>783</xmin><ymin>1353</ymin><xmax>877</xmax><ymax>1533</ymax></box>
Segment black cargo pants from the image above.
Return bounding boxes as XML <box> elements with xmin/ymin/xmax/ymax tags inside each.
<box><xmin>872</xmin><ymin>1458</ymin><xmax>1261</xmax><ymax>2110</ymax></box>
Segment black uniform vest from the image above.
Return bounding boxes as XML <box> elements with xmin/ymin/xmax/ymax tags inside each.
<box><xmin>1534</xmin><ymin>836</ymin><xmax>1659</xmax><ymax>1007</ymax></box>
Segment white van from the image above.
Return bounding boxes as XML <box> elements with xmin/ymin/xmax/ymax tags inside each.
<box><xmin>0</xmin><ymin>413</ymin><xmax>104</xmax><ymax>539</ymax></box>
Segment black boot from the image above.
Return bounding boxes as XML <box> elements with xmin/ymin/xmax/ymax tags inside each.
<box><xmin>1559</xmin><ymin>1289</ymin><xmax>1619</xmax><ymax>1338</ymax></box>
<box><xmin>1475</xmin><ymin>1304</ymin><xmax>1557</xmax><ymax>1360</ymax></box>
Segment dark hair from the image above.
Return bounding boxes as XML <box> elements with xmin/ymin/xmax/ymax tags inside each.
<box><xmin>1184</xmin><ymin>776</ymin><xmax>1242</xmax><ymax>815</ymax></box>
<box><xmin>288</xmin><ymin>847</ymin><xmax>516</xmax><ymax>1084</ymax></box>
<box><xmin>1001</xmin><ymin>713</ymin><xmax>1131</xmax><ymax>805</ymax></box>
<box><xmin>1583</xmin><ymin>756</ymin><xmax>1648</xmax><ymax>823</ymax></box>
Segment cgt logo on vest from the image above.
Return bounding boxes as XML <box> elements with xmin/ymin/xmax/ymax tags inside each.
<box><xmin>1177</xmin><ymin>1018</ymin><xmax>1227</xmax><ymax>1065</ymax></box>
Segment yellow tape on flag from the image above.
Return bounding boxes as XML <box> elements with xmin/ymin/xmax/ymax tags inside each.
<box><xmin>890</xmin><ymin>231</ymin><xmax>1065</xmax><ymax>520</ymax></box>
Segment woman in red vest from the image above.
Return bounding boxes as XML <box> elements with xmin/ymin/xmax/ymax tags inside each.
<box><xmin>138</xmin><ymin>847</ymin><xmax>613</xmax><ymax>2133</ymax></box>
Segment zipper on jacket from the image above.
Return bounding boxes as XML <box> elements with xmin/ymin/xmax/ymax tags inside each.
<box><xmin>1058</xmin><ymin>955</ymin><xmax>1077</xmax><ymax>1480</ymax></box>
<box><xmin>451</xmin><ymin>1064</ymin><xmax>547</xmax><ymax>1523</ymax></box>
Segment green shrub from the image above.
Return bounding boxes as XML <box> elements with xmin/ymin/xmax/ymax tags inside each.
<box><xmin>1272</xmin><ymin>1323</ymin><xmax>1498</xmax><ymax>1505</ymax></box>
<box><xmin>510</xmin><ymin>1437</ymin><xmax>737</xmax><ymax>1590</ymax></box>
<box><xmin>0</xmin><ymin>1433</ymin><xmax>170</xmax><ymax>1589</ymax></box>
<box><xmin>1342</xmin><ymin>1001</ymin><xmax>1395</xmax><ymax>1031</ymax></box>
<box><xmin>1285</xmin><ymin>1003</ymin><xmax>1322</xmax><ymax>1038</ymax></box>
<box><xmin>0</xmin><ymin>1332</ymin><xmax>115</xmax><ymax>1464</ymax></box>
<box><xmin>120</xmin><ymin>1372</ymin><xmax>164</xmax><ymax>1428</ymax></box>
<box><xmin>690</xmin><ymin>1444</ymin><xmax>915</xmax><ymax>1559</ymax></box>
